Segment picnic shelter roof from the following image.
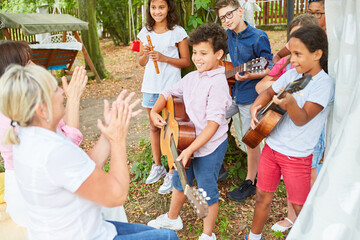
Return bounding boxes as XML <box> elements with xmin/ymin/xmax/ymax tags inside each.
<box><xmin>0</xmin><ymin>13</ymin><xmax>88</xmax><ymax>35</ymax></box>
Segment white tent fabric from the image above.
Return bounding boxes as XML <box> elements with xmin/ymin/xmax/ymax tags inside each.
<box><xmin>287</xmin><ymin>0</ymin><xmax>360</xmax><ymax>239</ymax></box>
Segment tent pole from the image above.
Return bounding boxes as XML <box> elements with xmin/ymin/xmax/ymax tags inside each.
<box><xmin>287</xmin><ymin>0</ymin><xmax>294</xmax><ymax>41</ymax></box>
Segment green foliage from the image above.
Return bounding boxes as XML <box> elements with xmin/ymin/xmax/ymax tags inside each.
<box><xmin>275</xmin><ymin>181</ymin><xmax>287</xmax><ymax>198</ymax></box>
<box><xmin>177</xmin><ymin>0</ymin><xmax>217</xmax><ymax>33</ymax></box>
<box><xmin>216</xmin><ymin>216</ymin><xmax>230</xmax><ymax>236</ymax></box>
<box><xmin>188</xmin><ymin>13</ymin><xmax>203</xmax><ymax>29</ymax></box>
<box><xmin>103</xmin><ymin>160</ymin><xmax>110</xmax><ymax>172</ymax></box>
<box><xmin>96</xmin><ymin>0</ymin><xmax>142</xmax><ymax>46</ymax></box>
<box><xmin>224</xmin><ymin>143</ymin><xmax>247</xmax><ymax>181</ymax></box>
<box><xmin>194</xmin><ymin>0</ymin><xmax>210</xmax><ymax>10</ymax></box>
<box><xmin>0</xmin><ymin>0</ymin><xmax>77</xmax><ymax>13</ymax></box>
<box><xmin>130</xmin><ymin>138</ymin><xmax>168</xmax><ymax>187</ymax></box>
<box><xmin>0</xmin><ymin>162</ymin><xmax>4</xmax><ymax>172</ymax></box>
<box><xmin>272</xmin><ymin>230</ymin><xmax>285</xmax><ymax>239</ymax></box>
<box><xmin>228</xmin><ymin>160</ymin><xmax>246</xmax><ymax>180</ymax></box>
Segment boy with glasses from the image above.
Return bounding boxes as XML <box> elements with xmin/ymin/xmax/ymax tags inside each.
<box><xmin>214</xmin><ymin>0</ymin><xmax>273</xmax><ymax>202</ymax></box>
<box><xmin>307</xmin><ymin>0</ymin><xmax>326</xmax><ymax>32</ymax></box>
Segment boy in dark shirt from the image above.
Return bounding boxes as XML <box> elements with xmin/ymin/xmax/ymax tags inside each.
<box><xmin>215</xmin><ymin>0</ymin><xmax>273</xmax><ymax>202</ymax></box>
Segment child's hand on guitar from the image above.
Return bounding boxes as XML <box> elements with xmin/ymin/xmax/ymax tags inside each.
<box><xmin>150</xmin><ymin>110</ymin><xmax>166</xmax><ymax>128</ymax></box>
<box><xmin>250</xmin><ymin>104</ymin><xmax>262</xmax><ymax>129</ymax></box>
<box><xmin>235</xmin><ymin>71</ymin><xmax>251</xmax><ymax>81</ymax></box>
<box><xmin>176</xmin><ymin>148</ymin><xmax>193</xmax><ymax>168</ymax></box>
<box><xmin>272</xmin><ymin>93</ymin><xmax>295</xmax><ymax>111</ymax></box>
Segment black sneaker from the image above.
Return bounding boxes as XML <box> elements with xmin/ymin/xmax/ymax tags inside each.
<box><xmin>227</xmin><ymin>179</ymin><xmax>256</xmax><ymax>202</ymax></box>
<box><xmin>218</xmin><ymin>164</ymin><xmax>229</xmax><ymax>182</ymax></box>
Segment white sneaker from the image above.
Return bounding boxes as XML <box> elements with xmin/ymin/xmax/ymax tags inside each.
<box><xmin>271</xmin><ymin>217</ymin><xmax>294</xmax><ymax>232</ymax></box>
<box><xmin>147</xmin><ymin>213</ymin><xmax>183</xmax><ymax>230</ymax></box>
<box><xmin>158</xmin><ymin>173</ymin><xmax>173</xmax><ymax>194</ymax></box>
<box><xmin>198</xmin><ymin>233</ymin><xmax>216</xmax><ymax>240</ymax></box>
<box><xmin>145</xmin><ymin>164</ymin><xmax>167</xmax><ymax>184</ymax></box>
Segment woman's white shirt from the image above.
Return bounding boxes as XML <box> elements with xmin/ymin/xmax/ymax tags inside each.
<box><xmin>13</xmin><ymin>126</ymin><xmax>116</xmax><ymax>240</ymax></box>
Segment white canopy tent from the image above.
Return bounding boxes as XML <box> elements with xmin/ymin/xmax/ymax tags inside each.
<box><xmin>287</xmin><ymin>0</ymin><xmax>360</xmax><ymax>239</ymax></box>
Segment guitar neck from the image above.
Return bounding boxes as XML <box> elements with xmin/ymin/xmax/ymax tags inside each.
<box><xmin>260</xmin><ymin>89</ymin><xmax>286</xmax><ymax>115</ymax></box>
<box><xmin>170</xmin><ymin>136</ymin><xmax>189</xmax><ymax>190</ymax></box>
<box><xmin>277</xmin><ymin>89</ymin><xmax>288</xmax><ymax>99</ymax></box>
<box><xmin>225</xmin><ymin>63</ymin><xmax>245</xmax><ymax>79</ymax></box>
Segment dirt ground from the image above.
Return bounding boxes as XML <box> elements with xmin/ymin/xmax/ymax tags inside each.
<box><xmin>78</xmin><ymin>39</ymin><xmax>148</xmax><ymax>151</ymax></box>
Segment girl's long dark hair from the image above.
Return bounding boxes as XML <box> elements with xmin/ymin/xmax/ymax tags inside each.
<box><xmin>146</xmin><ymin>0</ymin><xmax>179</xmax><ymax>32</ymax></box>
<box><xmin>290</xmin><ymin>25</ymin><xmax>328</xmax><ymax>73</ymax></box>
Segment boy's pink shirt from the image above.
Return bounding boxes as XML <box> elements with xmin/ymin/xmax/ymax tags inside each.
<box><xmin>162</xmin><ymin>66</ymin><xmax>232</xmax><ymax>157</ymax></box>
<box><xmin>0</xmin><ymin>112</ymin><xmax>83</xmax><ymax>170</ymax></box>
<box><xmin>268</xmin><ymin>56</ymin><xmax>294</xmax><ymax>78</ymax></box>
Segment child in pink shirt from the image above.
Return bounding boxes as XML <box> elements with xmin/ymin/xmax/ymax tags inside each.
<box><xmin>147</xmin><ymin>23</ymin><xmax>231</xmax><ymax>240</ymax></box>
<box><xmin>256</xmin><ymin>14</ymin><xmax>318</xmax><ymax>94</ymax></box>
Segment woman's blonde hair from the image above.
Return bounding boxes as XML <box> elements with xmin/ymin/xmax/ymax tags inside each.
<box><xmin>0</xmin><ymin>65</ymin><xmax>57</xmax><ymax>145</ymax></box>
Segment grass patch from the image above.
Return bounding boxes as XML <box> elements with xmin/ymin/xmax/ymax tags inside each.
<box><xmin>130</xmin><ymin>138</ymin><xmax>168</xmax><ymax>186</ymax></box>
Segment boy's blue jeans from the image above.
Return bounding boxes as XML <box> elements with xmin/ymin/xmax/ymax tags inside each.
<box><xmin>108</xmin><ymin>221</ymin><xmax>178</xmax><ymax>240</ymax></box>
<box><xmin>172</xmin><ymin>139</ymin><xmax>228</xmax><ymax>205</ymax></box>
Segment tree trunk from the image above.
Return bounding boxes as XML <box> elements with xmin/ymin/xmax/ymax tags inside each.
<box><xmin>77</xmin><ymin>0</ymin><xmax>107</xmax><ymax>79</ymax></box>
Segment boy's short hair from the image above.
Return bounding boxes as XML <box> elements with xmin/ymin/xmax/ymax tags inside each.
<box><xmin>188</xmin><ymin>23</ymin><xmax>228</xmax><ymax>57</ymax></box>
<box><xmin>214</xmin><ymin>0</ymin><xmax>241</xmax><ymax>16</ymax></box>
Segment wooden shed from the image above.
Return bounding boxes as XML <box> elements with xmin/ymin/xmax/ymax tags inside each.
<box><xmin>0</xmin><ymin>13</ymin><xmax>101</xmax><ymax>82</ymax></box>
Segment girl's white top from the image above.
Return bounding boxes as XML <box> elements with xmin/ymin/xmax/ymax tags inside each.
<box><xmin>138</xmin><ymin>25</ymin><xmax>188</xmax><ymax>94</ymax></box>
<box><xmin>267</xmin><ymin>69</ymin><xmax>335</xmax><ymax>157</ymax></box>
<box><xmin>13</xmin><ymin>127</ymin><xmax>116</xmax><ymax>240</ymax></box>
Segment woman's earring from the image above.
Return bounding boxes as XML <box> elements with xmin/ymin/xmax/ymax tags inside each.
<box><xmin>46</xmin><ymin>119</ymin><xmax>50</xmax><ymax>123</ymax></box>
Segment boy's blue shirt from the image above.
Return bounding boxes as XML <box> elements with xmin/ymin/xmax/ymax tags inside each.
<box><xmin>227</xmin><ymin>21</ymin><xmax>273</xmax><ymax>104</ymax></box>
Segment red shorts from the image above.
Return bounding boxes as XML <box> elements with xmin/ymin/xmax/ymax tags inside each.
<box><xmin>257</xmin><ymin>144</ymin><xmax>312</xmax><ymax>205</ymax></box>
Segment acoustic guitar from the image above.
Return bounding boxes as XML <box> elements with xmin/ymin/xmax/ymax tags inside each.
<box><xmin>242</xmin><ymin>74</ymin><xmax>312</xmax><ymax>149</ymax></box>
<box><xmin>219</xmin><ymin>57</ymin><xmax>269</xmax><ymax>93</ymax></box>
<box><xmin>160</xmin><ymin>95</ymin><xmax>208</xmax><ymax>219</ymax></box>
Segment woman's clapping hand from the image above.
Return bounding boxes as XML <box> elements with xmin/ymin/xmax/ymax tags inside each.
<box><xmin>98</xmin><ymin>90</ymin><xmax>142</xmax><ymax>143</ymax></box>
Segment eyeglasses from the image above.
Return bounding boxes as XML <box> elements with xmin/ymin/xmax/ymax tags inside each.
<box><xmin>219</xmin><ymin>8</ymin><xmax>239</xmax><ymax>22</ymax></box>
<box><xmin>306</xmin><ymin>11</ymin><xmax>325</xmax><ymax>19</ymax></box>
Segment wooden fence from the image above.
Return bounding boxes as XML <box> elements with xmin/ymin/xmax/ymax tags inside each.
<box><xmin>48</xmin><ymin>8</ymin><xmax>79</xmax><ymax>17</ymax></box>
<box><xmin>3</xmin><ymin>28</ymin><xmax>37</xmax><ymax>43</ymax></box>
<box><xmin>255</xmin><ymin>0</ymin><xmax>310</xmax><ymax>25</ymax></box>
